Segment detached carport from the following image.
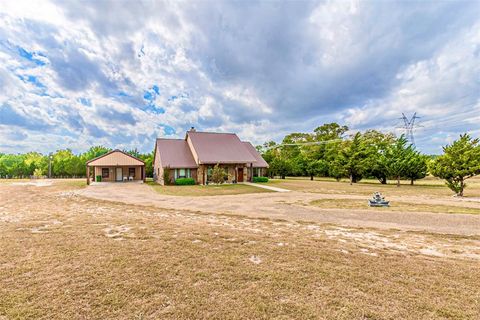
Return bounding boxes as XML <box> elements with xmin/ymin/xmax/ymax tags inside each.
<box><xmin>86</xmin><ymin>149</ymin><xmax>145</xmax><ymax>185</ymax></box>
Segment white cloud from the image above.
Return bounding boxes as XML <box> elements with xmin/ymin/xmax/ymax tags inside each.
<box><xmin>0</xmin><ymin>0</ymin><xmax>479</xmax><ymax>154</ymax></box>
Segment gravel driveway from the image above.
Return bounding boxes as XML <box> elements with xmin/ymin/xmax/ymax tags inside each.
<box><xmin>77</xmin><ymin>183</ymin><xmax>480</xmax><ymax>236</ymax></box>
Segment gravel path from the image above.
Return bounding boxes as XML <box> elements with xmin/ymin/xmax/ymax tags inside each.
<box><xmin>77</xmin><ymin>183</ymin><xmax>480</xmax><ymax>236</ymax></box>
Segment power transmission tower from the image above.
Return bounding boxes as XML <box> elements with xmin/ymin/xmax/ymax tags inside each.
<box><xmin>398</xmin><ymin>113</ymin><xmax>421</xmax><ymax>146</ymax></box>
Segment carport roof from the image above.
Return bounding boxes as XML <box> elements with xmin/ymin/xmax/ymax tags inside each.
<box><xmin>86</xmin><ymin>149</ymin><xmax>145</xmax><ymax>166</ymax></box>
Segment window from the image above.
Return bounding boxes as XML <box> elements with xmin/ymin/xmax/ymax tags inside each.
<box><xmin>102</xmin><ymin>168</ymin><xmax>109</xmax><ymax>178</ymax></box>
<box><xmin>179</xmin><ymin>168</ymin><xmax>186</xmax><ymax>178</ymax></box>
<box><xmin>175</xmin><ymin>168</ymin><xmax>191</xmax><ymax>179</ymax></box>
<box><xmin>129</xmin><ymin>168</ymin><xmax>135</xmax><ymax>177</ymax></box>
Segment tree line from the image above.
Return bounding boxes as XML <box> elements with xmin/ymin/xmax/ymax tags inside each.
<box><xmin>260</xmin><ymin>123</ymin><xmax>480</xmax><ymax>196</ymax></box>
<box><xmin>0</xmin><ymin>146</ymin><xmax>154</xmax><ymax>178</ymax></box>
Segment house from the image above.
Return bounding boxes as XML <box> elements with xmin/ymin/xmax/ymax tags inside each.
<box><xmin>153</xmin><ymin>129</ymin><xmax>268</xmax><ymax>185</ymax></box>
<box><xmin>86</xmin><ymin>149</ymin><xmax>146</xmax><ymax>185</ymax></box>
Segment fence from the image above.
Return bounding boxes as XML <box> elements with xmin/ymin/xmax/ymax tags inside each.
<box><xmin>0</xmin><ymin>175</ymin><xmax>87</xmax><ymax>179</ymax></box>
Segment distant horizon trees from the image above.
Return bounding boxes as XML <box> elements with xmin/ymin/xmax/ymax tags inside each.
<box><xmin>0</xmin><ymin>146</ymin><xmax>154</xmax><ymax>178</ymax></box>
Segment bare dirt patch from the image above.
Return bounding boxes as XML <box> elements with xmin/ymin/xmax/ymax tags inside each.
<box><xmin>1</xmin><ymin>180</ymin><xmax>479</xmax><ymax>319</ymax></box>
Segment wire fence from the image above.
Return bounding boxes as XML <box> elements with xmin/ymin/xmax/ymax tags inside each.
<box><xmin>0</xmin><ymin>175</ymin><xmax>87</xmax><ymax>179</ymax></box>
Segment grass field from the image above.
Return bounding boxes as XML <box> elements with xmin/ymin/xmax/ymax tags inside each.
<box><xmin>147</xmin><ymin>181</ymin><xmax>272</xmax><ymax>196</ymax></box>
<box><xmin>1</xmin><ymin>179</ymin><xmax>479</xmax><ymax>319</ymax></box>
<box><xmin>310</xmin><ymin>199</ymin><xmax>480</xmax><ymax>215</ymax></box>
<box><xmin>268</xmin><ymin>176</ymin><xmax>480</xmax><ymax>198</ymax></box>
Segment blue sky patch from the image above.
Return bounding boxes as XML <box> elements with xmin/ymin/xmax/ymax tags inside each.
<box><xmin>78</xmin><ymin>98</ymin><xmax>92</xmax><ymax>106</ymax></box>
<box><xmin>17</xmin><ymin>47</ymin><xmax>46</xmax><ymax>66</ymax></box>
<box><xmin>163</xmin><ymin>125</ymin><xmax>176</xmax><ymax>135</ymax></box>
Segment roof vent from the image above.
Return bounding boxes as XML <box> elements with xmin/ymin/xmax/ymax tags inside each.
<box><xmin>189</xmin><ymin>126</ymin><xmax>196</xmax><ymax>132</ymax></box>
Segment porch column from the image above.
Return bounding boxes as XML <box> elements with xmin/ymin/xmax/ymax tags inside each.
<box><xmin>250</xmin><ymin>163</ymin><xmax>253</xmax><ymax>182</ymax></box>
<box><xmin>142</xmin><ymin>166</ymin><xmax>145</xmax><ymax>182</ymax></box>
<box><xmin>86</xmin><ymin>166</ymin><xmax>90</xmax><ymax>185</ymax></box>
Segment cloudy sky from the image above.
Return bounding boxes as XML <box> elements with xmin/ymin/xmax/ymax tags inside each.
<box><xmin>0</xmin><ymin>0</ymin><xmax>479</xmax><ymax>154</ymax></box>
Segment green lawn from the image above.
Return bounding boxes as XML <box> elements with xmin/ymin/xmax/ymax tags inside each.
<box><xmin>147</xmin><ymin>181</ymin><xmax>273</xmax><ymax>196</ymax></box>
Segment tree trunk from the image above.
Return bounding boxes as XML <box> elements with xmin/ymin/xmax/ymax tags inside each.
<box><xmin>310</xmin><ymin>174</ymin><xmax>313</xmax><ymax>181</ymax></box>
<box><xmin>350</xmin><ymin>174</ymin><xmax>353</xmax><ymax>185</ymax></box>
<box><xmin>410</xmin><ymin>178</ymin><xmax>414</xmax><ymax>185</ymax></box>
<box><xmin>458</xmin><ymin>179</ymin><xmax>464</xmax><ymax>197</ymax></box>
<box><xmin>379</xmin><ymin>177</ymin><xmax>387</xmax><ymax>184</ymax></box>
<box><xmin>281</xmin><ymin>175</ymin><xmax>285</xmax><ymax>179</ymax></box>
<box><xmin>396</xmin><ymin>176</ymin><xmax>400</xmax><ymax>187</ymax></box>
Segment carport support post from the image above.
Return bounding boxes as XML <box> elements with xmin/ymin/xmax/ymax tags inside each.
<box><xmin>86</xmin><ymin>166</ymin><xmax>90</xmax><ymax>185</ymax></box>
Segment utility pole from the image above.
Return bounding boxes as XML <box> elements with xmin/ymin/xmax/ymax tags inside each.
<box><xmin>398</xmin><ymin>113</ymin><xmax>421</xmax><ymax>146</ymax></box>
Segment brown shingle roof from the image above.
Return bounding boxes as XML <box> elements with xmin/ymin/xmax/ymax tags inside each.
<box><xmin>156</xmin><ymin>139</ymin><xmax>198</xmax><ymax>168</ymax></box>
<box><xmin>187</xmin><ymin>131</ymin><xmax>257</xmax><ymax>164</ymax></box>
<box><xmin>242</xmin><ymin>142</ymin><xmax>269</xmax><ymax>168</ymax></box>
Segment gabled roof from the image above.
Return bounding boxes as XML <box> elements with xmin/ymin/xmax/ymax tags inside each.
<box><xmin>187</xmin><ymin>131</ymin><xmax>257</xmax><ymax>164</ymax></box>
<box><xmin>155</xmin><ymin>139</ymin><xmax>198</xmax><ymax>168</ymax></box>
<box><xmin>86</xmin><ymin>149</ymin><xmax>145</xmax><ymax>166</ymax></box>
<box><xmin>242</xmin><ymin>142</ymin><xmax>269</xmax><ymax>168</ymax></box>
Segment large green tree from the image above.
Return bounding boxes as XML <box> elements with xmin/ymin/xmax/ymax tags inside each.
<box><xmin>430</xmin><ymin>134</ymin><xmax>480</xmax><ymax>196</ymax></box>
<box><xmin>337</xmin><ymin>133</ymin><xmax>370</xmax><ymax>184</ymax></box>
<box><xmin>403</xmin><ymin>153</ymin><xmax>428</xmax><ymax>185</ymax></box>
<box><xmin>385</xmin><ymin>136</ymin><xmax>412</xmax><ymax>187</ymax></box>
<box><xmin>362</xmin><ymin>130</ymin><xmax>396</xmax><ymax>184</ymax></box>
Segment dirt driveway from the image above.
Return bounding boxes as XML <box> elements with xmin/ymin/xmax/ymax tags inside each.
<box><xmin>78</xmin><ymin>183</ymin><xmax>480</xmax><ymax>235</ymax></box>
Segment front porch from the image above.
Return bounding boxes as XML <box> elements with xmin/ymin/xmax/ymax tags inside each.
<box><xmin>87</xmin><ymin>165</ymin><xmax>145</xmax><ymax>183</ymax></box>
<box><xmin>89</xmin><ymin>179</ymin><xmax>144</xmax><ymax>186</ymax></box>
<box><xmin>85</xmin><ymin>150</ymin><xmax>146</xmax><ymax>185</ymax></box>
<box><xmin>197</xmin><ymin>164</ymin><xmax>250</xmax><ymax>185</ymax></box>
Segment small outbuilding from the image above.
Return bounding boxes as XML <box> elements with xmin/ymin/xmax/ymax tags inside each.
<box><xmin>86</xmin><ymin>149</ymin><xmax>145</xmax><ymax>185</ymax></box>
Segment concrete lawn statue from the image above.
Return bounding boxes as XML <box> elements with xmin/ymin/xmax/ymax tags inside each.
<box><xmin>369</xmin><ymin>192</ymin><xmax>390</xmax><ymax>207</ymax></box>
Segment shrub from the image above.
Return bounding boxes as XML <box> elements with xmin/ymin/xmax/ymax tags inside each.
<box><xmin>253</xmin><ymin>176</ymin><xmax>269</xmax><ymax>183</ymax></box>
<box><xmin>175</xmin><ymin>177</ymin><xmax>195</xmax><ymax>185</ymax></box>
<box><xmin>211</xmin><ymin>164</ymin><xmax>226</xmax><ymax>184</ymax></box>
<box><xmin>33</xmin><ymin>168</ymin><xmax>43</xmax><ymax>178</ymax></box>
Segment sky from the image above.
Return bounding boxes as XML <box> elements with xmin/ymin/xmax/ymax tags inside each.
<box><xmin>0</xmin><ymin>0</ymin><xmax>479</xmax><ymax>155</ymax></box>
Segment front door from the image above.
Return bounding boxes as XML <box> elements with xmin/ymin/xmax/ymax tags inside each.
<box><xmin>116</xmin><ymin>167</ymin><xmax>123</xmax><ymax>181</ymax></box>
<box><xmin>237</xmin><ymin>168</ymin><xmax>243</xmax><ymax>182</ymax></box>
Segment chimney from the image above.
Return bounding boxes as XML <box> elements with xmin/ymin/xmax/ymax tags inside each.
<box><xmin>189</xmin><ymin>126</ymin><xmax>196</xmax><ymax>132</ymax></box>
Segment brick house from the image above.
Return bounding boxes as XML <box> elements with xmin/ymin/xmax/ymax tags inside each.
<box><xmin>153</xmin><ymin>129</ymin><xmax>268</xmax><ymax>185</ymax></box>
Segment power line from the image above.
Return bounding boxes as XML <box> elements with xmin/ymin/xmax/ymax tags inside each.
<box><xmin>264</xmin><ymin>139</ymin><xmax>343</xmax><ymax>150</ymax></box>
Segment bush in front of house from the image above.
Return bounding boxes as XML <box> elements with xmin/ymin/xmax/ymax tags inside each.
<box><xmin>175</xmin><ymin>178</ymin><xmax>195</xmax><ymax>185</ymax></box>
<box><xmin>211</xmin><ymin>164</ymin><xmax>226</xmax><ymax>184</ymax></box>
<box><xmin>253</xmin><ymin>176</ymin><xmax>269</xmax><ymax>183</ymax></box>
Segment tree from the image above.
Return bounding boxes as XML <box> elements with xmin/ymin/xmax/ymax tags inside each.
<box><xmin>139</xmin><ymin>152</ymin><xmax>154</xmax><ymax>178</ymax></box>
<box><xmin>0</xmin><ymin>154</ymin><xmax>27</xmax><ymax>177</ymax></box>
<box><xmin>362</xmin><ymin>130</ymin><xmax>395</xmax><ymax>184</ymax></box>
<box><xmin>337</xmin><ymin>133</ymin><xmax>370</xmax><ymax>184</ymax></box>
<box><xmin>211</xmin><ymin>164</ymin><xmax>226</xmax><ymax>184</ymax></box>
<box><xmin>404</xmin><ymin>153</ymin><xmax>428</xmax><ymax>185</ymax></box>
<box><xmin>430</xmin><ymin>134</ymin><xmax>480</xmax><ymax>196</ymax></box>
<box><xmin>81</xmin><ymin>146</ymin><xmax>111</xmax><ymax>162</ymax></box>
<box><xmin>385</xmin><ymin>135</ymin><xmax>411</xmax><ymax>187</ymax></box>
<box><xmin>313</xmin><ymin>123</ymin><xmax>348</xmax><ymax>141</ymax></box>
